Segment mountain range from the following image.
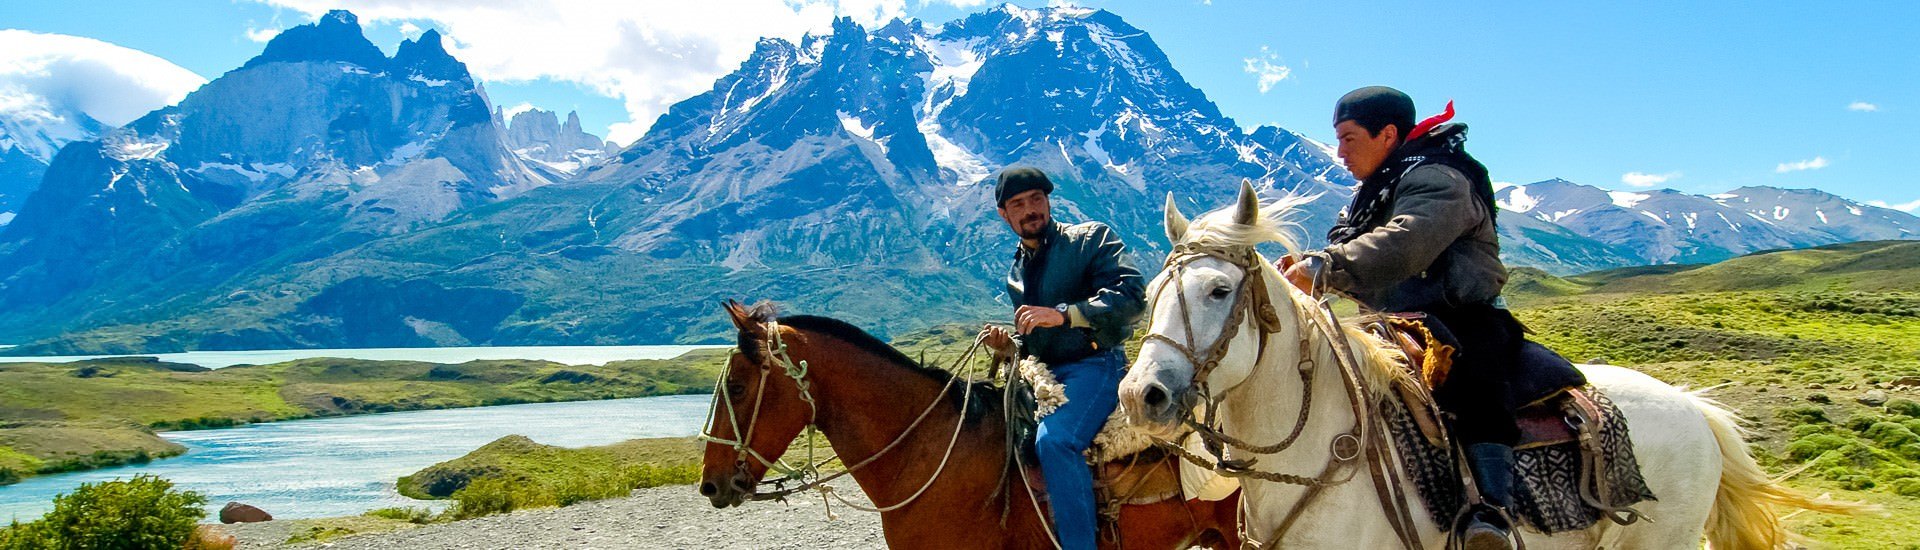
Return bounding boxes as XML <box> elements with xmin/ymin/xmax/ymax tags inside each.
<box><xmin>0</xmin><ymin>5</ymin><xmax>1912</xmax><ymax>354</ymax></box>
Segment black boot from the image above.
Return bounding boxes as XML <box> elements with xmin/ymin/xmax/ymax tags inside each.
<box><xmin>1460</xmin><ymin>443</ymin><xmax>1516</xmax><ymax>550</ymax></box>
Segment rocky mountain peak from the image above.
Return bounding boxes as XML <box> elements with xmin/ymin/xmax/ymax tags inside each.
<box><xmin>243</xmin><ymin>9</ymin><xmax>387</xmax><ymax>71</ymax></box>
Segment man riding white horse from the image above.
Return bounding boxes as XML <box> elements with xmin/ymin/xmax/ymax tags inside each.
<box><xmin>1281</xmin><ymin>86</ymin><xmax>1522</xmax><ymax>550</ymax></box>
<box><xmin>981</xmin><ymin>167</ymin><xmax>1147</xmax><ymax>550</ymax></box>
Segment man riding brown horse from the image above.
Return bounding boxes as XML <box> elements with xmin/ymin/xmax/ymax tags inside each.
<box><xmin>1282</xmin><ymin>86</ymin><xmax>1524</xmax><ymax>550</ymax></box>
<box><xmin>982</xmin><ymin>167</ymin><xmax>1147</xmax><ymax>550</ymax></box>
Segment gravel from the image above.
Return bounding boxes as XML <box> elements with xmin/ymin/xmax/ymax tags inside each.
<box><xmin>220</xmin><ymin>480</ymin><xmax>886</xmax><ymax>549</ymax></box>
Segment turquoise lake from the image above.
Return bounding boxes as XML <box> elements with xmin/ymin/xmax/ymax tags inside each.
<box><xmin>0</xmin><ymin>394</ymin><xmax>715</xmax><ymax>522</ymax></box>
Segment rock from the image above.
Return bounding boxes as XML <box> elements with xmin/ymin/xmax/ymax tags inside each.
<box><xmin>1858</xmin><ymin>390</ymin><xmax>1889</xmax><ymax>407</ymax></box>
<box><xmin>219</xmin><ymin>501</ymin><xmax>273</xmax><ymax>523</ymax></box>
<box><xmin>1892</xmin><ymin>376</ymin><xmax>1920</xmax><ymax>388</ymax></box>
<box><xmin>1587</xmin><ymin>357</ymin><xmax>1610</xmax><ymax>365</ymax></box>
<box><xmin>1806</xmin><ymin>383</ymin><xmax>1825</xmax><ymax>390</ymax></box>
<box><xmin>1807</xmin><ymin>393</ymin><xmax>1831</xmax><ymax>404</ymax></box>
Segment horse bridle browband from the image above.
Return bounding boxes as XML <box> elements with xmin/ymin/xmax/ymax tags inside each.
<box><xmin>1147</xmin><ymin>244</ymin><xmax>1423</xmax><ymax>550</ymax></box>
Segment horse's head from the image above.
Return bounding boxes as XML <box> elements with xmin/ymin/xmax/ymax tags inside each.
<box><xmin>1120</xmin><ymin>181</ymin><xmax>1306</xmax><ymax>438</ymax></box>
<box><xmin>699</xmin><ymin>300</ymin><xmax>817</xmax><ymax>508</ymax></box>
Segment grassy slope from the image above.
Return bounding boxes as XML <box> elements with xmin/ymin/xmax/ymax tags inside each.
<box><xmin>1509</xmin><ymin>240</ymin><xmax>1920</xmax><ymax>547</ymax></box>
<box><xmin>0</xmin><ymin>350</ymin><xmax>728</xmax><ymax>484</ymax></box>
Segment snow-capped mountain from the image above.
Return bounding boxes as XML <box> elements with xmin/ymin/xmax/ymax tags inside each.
<box><xmin>1712</xmin><ymin>186</ymin><xmax>1917</xmax><ymax>243</ymax></box>
<box><xmin>0</xmin><ymin>6</ymin><xmax>1358</xmax><ymax>352</ymax></box>
<box><xmin>1497</xmin><ymin>179</ymin><xmax>1917</xmax><ymax>264</ymax></box>
<box><xmin>0</xmin><ymin>11</ymin><xmax>548</xmax><ymax>346</ymax></box>
<box><xmin>2</xmin><ymin>6</ymin><xmax>1909</xmax><ymax>354</ymax></box>
<box><xmin>500</xmin><ymin>108</ymin><xmax>615</xmax><ymax>176</ymax></box>
<box><xmin>581</xmin><ymin>6</ymin><xmax>1352</xmax><ymax>275</ymax></box>
<box><xmin>0</xmin><ymin>103</ymin><xmax>110</xmax><ymax>226</ymax></box>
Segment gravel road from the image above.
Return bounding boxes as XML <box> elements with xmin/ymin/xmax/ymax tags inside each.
<box><xmin>221</xmin><ymin>480</ymin><xmax>886</xmax><ymax>549</ymax></box>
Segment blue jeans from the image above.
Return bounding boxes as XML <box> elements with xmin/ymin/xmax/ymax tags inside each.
<box><xmin>1035</xmin><ymin>349</ymin><xmax>1124</xmax><ymax>550</ymax></box>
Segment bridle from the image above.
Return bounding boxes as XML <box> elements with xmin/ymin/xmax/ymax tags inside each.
<box><xmin>1144</xmin><ymin>243</ymin><xmax>1422</xmax><ymax>550</ymax></box>
<box><xmin>698</xmin><ymin>320</ymin><xmax>983</xmax><ymax>515</ymax></box>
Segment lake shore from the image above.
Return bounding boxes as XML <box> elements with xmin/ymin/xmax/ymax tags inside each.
<box><xmin>0</xmin><ymin>349</ymin><xmax>727</xmax><ymax>485</ymax></box>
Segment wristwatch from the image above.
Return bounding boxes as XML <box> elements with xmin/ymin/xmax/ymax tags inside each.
<box><xmin>1054</xmin><ymin>303</ymin><xmax>1070</xmax><ymax>314</ymax></box>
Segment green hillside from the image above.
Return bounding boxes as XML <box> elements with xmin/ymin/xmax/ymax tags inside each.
<box><xmin>1504</xmin><ymin>240</ymin><xmax>1920</xmax><ymax>547</ymax></box>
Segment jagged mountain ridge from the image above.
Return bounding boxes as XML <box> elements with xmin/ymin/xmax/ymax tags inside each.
<box><xmin>499</xmin><ymin>108</ymin><xmax>615</xmax><ymax>177</ymax></box>
<box><xmin>0</xmin><ymin>6</ymin><xmax>1909</xmax><ymax>353</ymax></box>
<box><xmin>1497</xmin><ymin>179</ymin><xmax>1918</xmax><ymax>264</ymax></box>
<box><xmin>0</xmin><ymin>10</ymin><xmax>549</xmax><ymax>347</ymax></box>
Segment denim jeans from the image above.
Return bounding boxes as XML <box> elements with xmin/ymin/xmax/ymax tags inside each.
<box><xmin>1034</xmin><ymin>349</ymin><xmax>1125</xmax><ymax>550</ymax></box>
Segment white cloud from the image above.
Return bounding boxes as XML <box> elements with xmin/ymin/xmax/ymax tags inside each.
<box><xmin>397</xmin><ymin>22</ymin><xmax>423</xmax><ymax>39</ymax></box>
<box><xmin>249</xmin><ymin>0</ymin><xmax>988</xmax><ymax>145</ymax></box>
<box><xmin>1867</xmin><ymin>198</ymin><xmax>1920</xmax><ymax>214</ymax></box>
<box><xmin>1848</xmin><ymin>101</ymin><xmax>1879</xmax><ymax>112</ymax></box>
<box><xmin>245</xmin><ymin>27</ymin><xmax>282</xmax><ymax>43</ymax></box>
<box><xmin>0</xmin><ymin>30</ymin><xmax>206</xmax><ymax>131</ymax></box>
<box><xmin>1620</xmin><ymin>171</ymin><xmax>1680</xmax><ymax>188</ymax></box>
<box><xmin>1775</xmin><ymin>156</ymin><xmax>1829</xmax><ymax>173</ymax></box>
<box><xmin>500</xmin><ymin>102</ymin><xmax>536</xmax><ymax>120</ymax></box>
<box><xmin>1241</xmin><ymin>46</ymin><xmax>1291</xmax><ymax>94</ymax></box>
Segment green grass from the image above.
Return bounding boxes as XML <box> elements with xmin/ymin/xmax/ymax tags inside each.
<box><xmin>0</xmin><ymin>350</ymin><xmax>728</xmax><ymax>484</ymax></box>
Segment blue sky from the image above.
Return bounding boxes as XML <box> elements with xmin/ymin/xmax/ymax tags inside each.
<box><xmin>3</xmin><ymin>0</ymin><xmax>1914</xmax><ymax>209</ymax></box>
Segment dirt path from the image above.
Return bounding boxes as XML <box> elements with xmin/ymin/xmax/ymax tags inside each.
<box><xmin>221</xmin><ymin>480</ymin><xmax>887</xmax><ymax>549</ymax></box>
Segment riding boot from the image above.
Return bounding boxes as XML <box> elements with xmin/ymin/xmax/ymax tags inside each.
<box><xmin>1460</xmin><ymin>443</ymin><xmax>1516</xmax><ymax>550</ymax></box>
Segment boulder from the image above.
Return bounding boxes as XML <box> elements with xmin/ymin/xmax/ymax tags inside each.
<box><xmin>1858</xmin><ymin>390</ymin><xmax>1889</xmax><ymax>407</ymax></box>
<box><xmin>219</xmin><ymin>501</ymin><xmax>273</xmax><ymax>523</ymax></box>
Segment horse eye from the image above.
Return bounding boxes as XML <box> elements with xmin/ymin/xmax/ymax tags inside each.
<box><xmin>727</xmin><ymin>383</ymin><xmax>747</xmax><ymax>397</ymax></box>
<box><xmin>1209</xmin><ymin>286</ymin><xmax>1231</xmax><ymax>299</ymax></box>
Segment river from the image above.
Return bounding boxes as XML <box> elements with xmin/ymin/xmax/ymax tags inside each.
<box><xmin>0</xmin><ymin>394</ymin><xmax>714</xmax><ymax>522</ymax></box>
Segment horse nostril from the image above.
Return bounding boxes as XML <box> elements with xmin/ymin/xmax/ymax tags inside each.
<box><xmin>699</xmin><ymin>481</ymin><xmax>718</xmax><ymax>497</ymax></box>
<box><xmin>1143</xmin><ymin>383</ymin><xmax>1169</xmax><ymax>409</ymax></box>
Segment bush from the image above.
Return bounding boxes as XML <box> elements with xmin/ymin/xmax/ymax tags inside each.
<box><xmin>1886</xmin><ymin>398</ymin><xmax>1920</xmax><ymax>418</ymax></box>
<box><xmin>365</xmin><ymin>506</ymin><xmax>438</xmax><ymax>524</ymax></box>
<box><xmin>1778</xmin><ymin>405</ymin><xmax>1830</xmax><ymax>425</ymax></box>
<box><xmin>2</xmin><ymin>474</ymin><xmax>206</xmax><ymax>549</ymax></box>
<box><xmin>447</xmin><ymin>477</ymin><xmax>555</xmax><ymax>520</ymax></box>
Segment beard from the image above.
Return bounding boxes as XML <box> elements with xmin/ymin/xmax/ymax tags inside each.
<box><xmin>1012</xmin><ymin>212</ymin><xmax>1050</xmax><ymax>239</ymax></box>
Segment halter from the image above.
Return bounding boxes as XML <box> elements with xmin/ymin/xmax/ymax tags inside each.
<box><xmin>697</xmin><ymin>320</ymin><xmax>984</xmax><ymax>515</ymax></box>
<box><xmin>1145</xmin><ymin>243</ymin><xmax>1422</xmax><ymax>550</ymax></box>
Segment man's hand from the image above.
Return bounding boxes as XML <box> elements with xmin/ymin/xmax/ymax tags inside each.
<box><xmin>1284</xmin><ymin>262</ymin><xmax>1314</xmax><ymax>292</ymax></box>
<box><xmin>1014</xmin><ymin>305</ymin><xmax>1066</xmax><ymax>334</ymax></box>
<box><xmin>981</xmin><ymin>324</ymin><xmax>1016</xmax><ymax>360</ymax></box>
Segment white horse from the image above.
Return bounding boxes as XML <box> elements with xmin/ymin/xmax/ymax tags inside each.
<box><xmin>1118</xmin><ymin>182</ymin><xmax>1851</xmax><ymax>549</ymax></box>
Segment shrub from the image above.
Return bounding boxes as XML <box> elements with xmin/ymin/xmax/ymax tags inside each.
<box><xmin>1886</xmin><ymin>398</ymin><xmax>1920</xmax><ymax>418</ymax></box>
<box><xmin>447</xmin><ymin>477</ymin><xmax>555</xmax><ymax>520</ymax></box>
<box><xmin>1778</xmin><ymin>405</ymin><xmax>1830</xmax><ymax>425</ymax></box>
<box><xmin>7</xmin><ymin>474</ymin><xmax>207</xmax><ymax>549</ymax></box>
<box><xmin>1787</xmin><ymin>433</ymin><xmax>1853</xmax><ymax>461</ymax></box>
<box><xmin>365</xmin><ymin>506</ymin><xmax>438</xmax><ymax>524</ymax></box>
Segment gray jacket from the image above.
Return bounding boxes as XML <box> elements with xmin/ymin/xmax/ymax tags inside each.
<box><xmin>1006</xmin><ymin>221</ymin><xmax>1146</xmax><ymax>365</ymax></box>
<box><xmin>1322</xmin><ymin>139</ymin><xmax>1507</xmax><ymax>312</ymax></box>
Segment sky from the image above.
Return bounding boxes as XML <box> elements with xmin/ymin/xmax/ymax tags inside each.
<box><xmin>2</xmin><ymin>0</ymin><xmax>1914</xmax><ymax>211</ymax></box>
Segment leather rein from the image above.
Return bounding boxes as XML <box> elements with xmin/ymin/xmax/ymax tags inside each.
<box><xmin>1146</xmin><ymin>244</ymin><xmax>1422</xmax><ymax>550</ymax></box>
<box><xmin>697</xmin><ymin>321</ymin><xmax>983</xmax><ymax>515</ymax></box>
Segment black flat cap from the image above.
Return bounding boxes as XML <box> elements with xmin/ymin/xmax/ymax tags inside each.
<box><xmin>994</xmin><ymin>167</ymin><xmax>1054</xmax><ymax>207</ymax></box>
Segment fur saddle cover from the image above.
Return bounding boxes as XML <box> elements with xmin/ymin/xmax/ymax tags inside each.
<box><xmin>1006</xmin><ymin>358</ymin><xmax>1237</xmax><ymax>504</ymax></box>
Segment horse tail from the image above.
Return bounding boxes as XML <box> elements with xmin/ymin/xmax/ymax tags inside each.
<box><xmin>1690</xmin><ymin>391</ymin><xmax>1863</xmax><ymax>549</ymax></box>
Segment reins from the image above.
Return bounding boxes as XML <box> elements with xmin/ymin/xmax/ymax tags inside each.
<box><xmin>697</xmin><ymin>320</ymin><xmax>985</xmax><ymax>517</ymax></box>
<box><xmin>1146</xmin><ymin>244</ymin><xmax>1422</xmax><ymax>550</ymax></box>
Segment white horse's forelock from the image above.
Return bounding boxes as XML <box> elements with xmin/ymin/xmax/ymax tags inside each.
<box><xmin>1176</xmin><ymin>191</ymin><xmax>1318</xmax><ymax>254</ymax></box>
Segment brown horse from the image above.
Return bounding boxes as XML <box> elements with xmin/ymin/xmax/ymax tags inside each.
<box><xmin>699</xmin><ymin>301</ymin><xmax>1239</xmax><ymax>549</ymax></box>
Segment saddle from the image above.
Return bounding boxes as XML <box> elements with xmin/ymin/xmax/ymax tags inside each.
<box><xmin>1004</xmin><ymin>358</ymin><xmax>1193</xmax><ymax>508</ymax></box>
<box><xmin>1360</xmin><ymin>313</ymin><xmax>1592</xmax><ymax>449</ymax></box>
<box><xmin>1361</xmin><ymin>314</ymin><xmax>1657</xmax><ymax>533</ymax></box>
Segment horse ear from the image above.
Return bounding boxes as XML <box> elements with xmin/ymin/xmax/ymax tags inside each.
<box><xmin>1164</xmin><ymin>192</ymin><xmax>1189</xmax><ymax>244</ymax></box>
<box><xmin>722</xmin><ymin>300</ymin><xmax>754</xmax><ymax>331</ymax></box>
<box><xmin>1232</xmin><ymin>179</ymin><xmax>1260</xmax><ymax>226</ymax></box>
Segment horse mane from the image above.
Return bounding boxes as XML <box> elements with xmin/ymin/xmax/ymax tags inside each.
<box><xmin>1175</xmin><ymin>192</ymin><xmax>1414</xmax><ymax>402</ymax></box>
